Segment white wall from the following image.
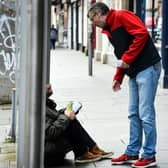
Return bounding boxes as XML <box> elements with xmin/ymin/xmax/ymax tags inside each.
<box><xmin>51</xmin><ymin>6</ymin><xmax>57</xmax><ymax>26</ymax></box>
<box><xmin>78</xmin><ymin>5</ymin><xmax>82</xmax><ymax>45</ymax></box>
<box><xmin>67</xmin><ymin>6</ymin><xmax>72</xmax><ymax>48</ymax></box>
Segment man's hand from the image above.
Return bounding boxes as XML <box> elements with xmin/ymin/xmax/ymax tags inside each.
<box><xmin>121</xmin><ymin>61</ymin><xmax>130</xmax><ymax>68</ymax></box>
<box><xmin>46</xmin><ymin>84</ymin><xmax>53</xmax><ymax>97</ymax></box>
<box><xmin>112</xmin><ymin>80</ymin><xmax>121</xmax><ymax>92</ymax></box>
<box><xmin>64</xmin><ymin>110</ymin><xmax>76</xmax><ymax>120</ymax></box>
<box><xmin>116</xmin><ymin>60</ymin><xmax>130</xmax><ymax>69</ymax></box>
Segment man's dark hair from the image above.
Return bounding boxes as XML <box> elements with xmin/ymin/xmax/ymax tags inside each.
<box><xmin>87</xmin><ymin>2</ymin><xmax>109</xmax><ymax>17</ymax></box>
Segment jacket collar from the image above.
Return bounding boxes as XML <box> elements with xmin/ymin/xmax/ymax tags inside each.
<box><xmin>105</xmin><ymin>9</ymin><xmax>116</xmax><ymax>25</ymax></box>
<box><xmin>101</xmin><ymin>9</ymin><xmax>116</xmax><ymax>38</ymax></box>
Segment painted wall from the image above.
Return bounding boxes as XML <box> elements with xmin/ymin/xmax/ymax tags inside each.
<box><xmin>0</xmin><ymin>0</ymin><xmax>16</xmax><ymax>104</ymax></box>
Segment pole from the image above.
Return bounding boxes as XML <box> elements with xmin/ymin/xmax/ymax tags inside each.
<box><xmin>16</xmin><ymin>0</ymin><xmax>47</xmax><ymax>167</ymax></box>
<box><xmin>45</xmin><ymin>0</ymin><xmax>51</xmax><ymax>83</ymax></box>
<box><xmin>88</xmin><ymin>0</ymin><xmax>93</xmax><ymax>76</ymax></box>
<box><xmin>81</xmin><ymin>0</ymin><xmax>84</xmax><ymax>52</ymax></box>
<box><xmin>76</xmin><ymin>1</ymin><xmax>79</xmax><ymax>50</ymax></box>
<box><xmin>161</xmin><ymin>0</ymin><xmax>168</xmax><ymax>88</ymax></box>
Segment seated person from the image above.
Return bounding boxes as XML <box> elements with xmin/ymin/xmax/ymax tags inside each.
<box><xmin>44</xmin><ymin>84</ymin><xmax>114</xmax><ymax>167</ymax></box>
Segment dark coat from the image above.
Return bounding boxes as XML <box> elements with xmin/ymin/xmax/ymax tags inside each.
<box><xmin>50</xmin><ymin>28</ymin><xmax>58</xmax><ymax>40</ymax></box>
<box><xmin>45</xmin><ymin>99</ymin><xmax>72</xmax><ymax>156</ymax></box>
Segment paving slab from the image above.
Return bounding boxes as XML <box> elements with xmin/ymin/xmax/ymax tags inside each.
<box><xmin>49</xmin><ymin>48</ymin><xmax>168</xmax><ymax>167</ymax></box>
<box><xmin>0</xmin><ymin>48</ymin><xmax>167</xmax><ymax>167</ymax></box>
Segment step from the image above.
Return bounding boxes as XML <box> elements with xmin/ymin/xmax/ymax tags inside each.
<box><xmin>0</xmin><ymin>143</ymin><xmax>16</xmax><ymax>154</ymax></box>
<box><xmin>0</xmin><ymin>160</ymin><xmax>16</xmax><ymax>168</ymax></box>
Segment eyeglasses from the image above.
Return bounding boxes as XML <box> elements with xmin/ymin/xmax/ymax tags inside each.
<box><xmin>89</xmin><ymin>13</ymin><xmax>97</xmax><ymax>22</ymax></box>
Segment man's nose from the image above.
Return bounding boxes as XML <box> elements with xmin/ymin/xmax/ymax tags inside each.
<box><xmin>92</xmin><ymin>21</ymin><xmax>96</xmax><ymax>26</ymax></box>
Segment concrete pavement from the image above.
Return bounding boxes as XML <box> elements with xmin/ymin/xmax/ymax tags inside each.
<box><xmin>0</xmin><ymin>47</ymin><xmax>168</xmax><ymax>168</ymax></box>
<box><xmin>0</xmin><ymin>104</ymin><xmax>11</xmax><ymax>142</ymax></box>
<box><xmin>0</xmin><ymin>104</ymin><xmax>16</xmax><ymax>168</ymax></box>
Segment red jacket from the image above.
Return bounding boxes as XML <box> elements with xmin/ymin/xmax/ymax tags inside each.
<box><xmin>102</xmin><ymin>9</ymin><xmax>149</xmax><ymax>83</ymax></box>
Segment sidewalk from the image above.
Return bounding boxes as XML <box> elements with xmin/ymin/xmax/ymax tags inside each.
<box><xmin>49</xmin><ymin>47</ymin><xmax>168</xmax><ymax>168</ymax></box>
<box><xmin>0</xmin><ymin>104</ymin><xmax>16</xmax><ymax>168</ymax></box>
<box><xmin>0</xmin><ymin>104</ymin><xmax>11</xmax><ymax>142</ymax></box>
<box><xmin>0</xmin><ymin>47</ymin><xmax>167</xmax><ymax>168</ymax></box>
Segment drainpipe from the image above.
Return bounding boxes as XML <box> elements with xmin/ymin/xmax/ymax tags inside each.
<box><xmin>161</xmin><ymin>0</ymin><xmax>168</xmax><ymax>88</ymax></box>
<box><xmin>136</xmin><ymin>0</ymin><xmax>146</xmax><ymax>23</ymax></box>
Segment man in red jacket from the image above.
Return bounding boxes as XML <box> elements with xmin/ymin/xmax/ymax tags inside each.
<box><xmin>88</xmin><ymin>2</ymin><xmax>161</xmax><ymax>168</ymax></box>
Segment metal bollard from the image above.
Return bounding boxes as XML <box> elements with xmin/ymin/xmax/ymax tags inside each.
<box><xmin>8</xmin><ymin>86</ymin><xmax>16</xmax><ymax>142</ymax></box>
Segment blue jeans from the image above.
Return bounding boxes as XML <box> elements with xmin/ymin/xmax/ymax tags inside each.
<box><xmin>125</xmin><ymin>62</ymin><xmax>161</xmax><ymax>159</ymax></box>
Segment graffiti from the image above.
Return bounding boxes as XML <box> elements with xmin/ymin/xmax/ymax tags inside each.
<box><xmin>0</xmin><ymin>14</ymin><xmax>16</xmax><ymax>83</ymax></box>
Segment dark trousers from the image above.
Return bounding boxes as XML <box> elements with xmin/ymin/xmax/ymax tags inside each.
<box><xmin>64</xmin><ymin>119</ymin><xmax>96</xmax><ymax>158</ymax></box>
<box><xmin>45</xmin><ymin>119</ymin><xmax>96</xmax><ymax>167</ymax></box>
<box><xmin>50</xmin><ymin>39</ymin><xmax>56</xmax><ymax>49</ymax></box>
